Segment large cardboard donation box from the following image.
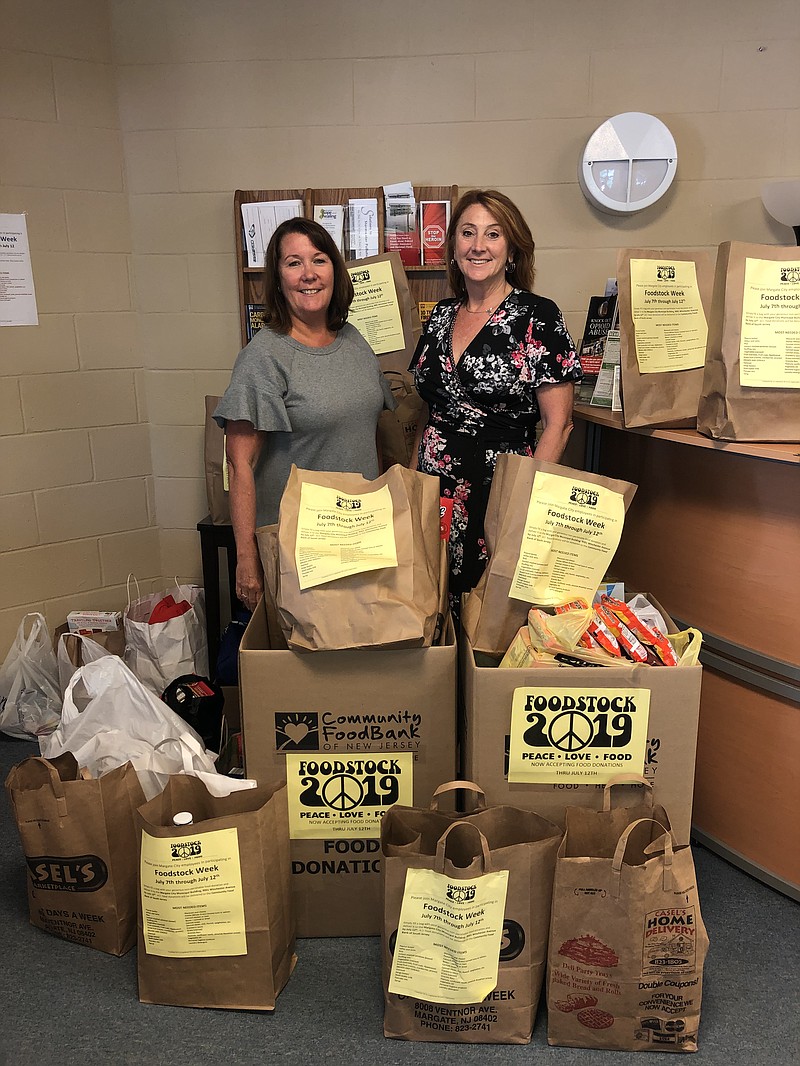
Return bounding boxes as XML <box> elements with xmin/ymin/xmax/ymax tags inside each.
<box><xmin>461</xmin><ymin>635</ymin><xmax>702</xmax><ymax>844</ymax></box>
<box><xmin>239</xmin><ymin>599</ymin><xmax>457</xmax><ymax>936</ymax></box>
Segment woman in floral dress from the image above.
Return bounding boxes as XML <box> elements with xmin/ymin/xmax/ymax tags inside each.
<box><xmin>409</xmin><ymin>189</ymin><xmax>581</xmax><ymax>623</ymax></box>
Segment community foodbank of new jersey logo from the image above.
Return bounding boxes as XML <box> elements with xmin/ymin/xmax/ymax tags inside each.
<box><xmin>275</xmin><ymin>712</ymin><xmax>320</xmax><ymax>751</ymax></box>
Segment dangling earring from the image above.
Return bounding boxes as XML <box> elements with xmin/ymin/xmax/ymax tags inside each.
<box><xmin>506</xmin><ymin>260</ymin><xmax>515</xmax><ymax>273</ymax></box>
<box><xmin>450</xmin><ymin>258</ymin><xmax>457</xmax><ymax>267</ymax></box>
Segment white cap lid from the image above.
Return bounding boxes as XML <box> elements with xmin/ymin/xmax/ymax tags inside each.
<box><xmin>172</xmin><ymin>811</ymin><xmax>194</xmax><ymax>826</ymax></box>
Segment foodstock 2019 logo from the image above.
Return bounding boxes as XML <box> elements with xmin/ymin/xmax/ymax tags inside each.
<box><xmin>569</xmin><ymin>486</ymin><xmax>599</xmax><ymax>507</ymax></box>
<box><xmin>780</xmin><ymin>266</ymin><xmax>800</xmax><ymax>283</ymax></box>
<box><xmin>447</xmin><ymin>883</ymin><xmax>476</xmax><ymax>903</ymax></box>
<box><xmin>657</xmin><ymin>265</ymin><xmax>675</xmax><ymax>280</ymax></box>
<box><xmin>336</xmin><ymin>495</ymin><xmax>361</xmax><ymax>510</ymax></box>
<box><xmin>350</xmin><ymin>269</ymin><xmax>370</xmax><ymax>284</ymax></box>
<box><xmin>171</xmin><ymin>840</ymin><xmax>201</xmax><ymax>859</ymax></box>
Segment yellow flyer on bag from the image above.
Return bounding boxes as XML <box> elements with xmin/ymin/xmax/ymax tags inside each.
<box><xmin>509</xmin><ymin>472</ymin><xmax>625</xmax><ymax>605</ymax></box>
<box><xmin>739</xmin><ymin>257</ymin><xmax>800</xmax><ymax>389</ymax></box>
<box><xmin>389</xmin><ymin>867</ymin><xmax>509</xmax><ymax>1005</ymax></box>
<box><xmin>629</xmin><ymin>258</ymin><xmax>708</xmax><ymax>373</ymax></box>
<box><xmin>508</xmin><ymin>687</ymin><xmax>650</xmax><ymax>783</ymax></box>
<box><xmin>294</xmin><ymin>481</ymin><xmax>398</xmax><ymax>590</ymax></box>
<box><xmin>140</xmin><ymin>827</ymin><xmax>246</xmax><ymax>958</ymax></box>
<box><xmin>285</xmin><ymin>752</ymin><xmax>414</xmax><ymax>839</ymax></box>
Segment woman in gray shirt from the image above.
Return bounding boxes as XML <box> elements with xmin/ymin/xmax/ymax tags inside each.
<box><xmin>214</xmin><ymin>218</ymin><xmax>395</xmax><ymax>611</ymax></box>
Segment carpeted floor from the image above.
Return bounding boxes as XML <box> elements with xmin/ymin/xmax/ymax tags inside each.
<box><xmin>2</xmin><ymin>734</ymin><xmax>798</xmax><ymax>1066</ymax></box>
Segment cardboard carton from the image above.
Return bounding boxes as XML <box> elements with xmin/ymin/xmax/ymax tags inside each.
<box><xmin>461</xmin><ymin>633</ymin><xmax>702</xmax><ymax>844</ymax></box>
<box><xmin>239</xmin><ymin>599</ymin><xmax>457</xmax><ymax>936</ymax></box>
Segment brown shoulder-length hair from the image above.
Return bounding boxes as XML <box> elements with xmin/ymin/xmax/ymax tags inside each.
<box><xmin>446</xmin><ymin>189</ymin><xmax>535</xmax><ymax>300</ymax></box>
<box><xmin>262</xmin><ymin>217</ymin><xmax>354</xmax><ymax>334</ymax></box>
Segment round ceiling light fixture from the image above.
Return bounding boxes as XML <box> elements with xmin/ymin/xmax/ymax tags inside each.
<box><xmin>579</xmin><ymin>112</ymin><xmax>678</xmax><ymax>215</ymax></box>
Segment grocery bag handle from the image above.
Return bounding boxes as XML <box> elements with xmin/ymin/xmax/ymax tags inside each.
<box><xmin>8</xmin><ymin>757</ymin><xmax>70</xmax><ymax>819</ymax></box>
<box><xmin>612</xmin><ymin>817</ymin><xmax>674</xmax><ymax>895</ymax></box>
<box><xmin>602</xmin><ymin>774</ymin><xmax>652</xmax><ymax>810</ymax></box>
<box><xmin>126</xmin><ymin>572</ymin><xmax>141</xmax><ymax>609</ymax></box>
<box><xmin>151</xmin><ymin>732</ymin><xmax>209</xmax><ymax>775</ymax></box>
<box><xmin>430</xmin><ymin>780</ymin><xmax>486</xmax><ymax>811</ymax></box>
<box><xmin>435</xmin><ymin>821</ymin><xmax>492</xmax><ymax>874</ymax></box>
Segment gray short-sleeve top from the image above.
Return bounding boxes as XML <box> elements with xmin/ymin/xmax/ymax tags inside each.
<box><xmin>213</xmin><ymin>323</ymin><xmax>396</xmax><ymax>526</ymax></box>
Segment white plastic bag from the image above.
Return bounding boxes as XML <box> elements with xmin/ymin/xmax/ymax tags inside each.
<box><xmin>40</xmin><ymin>656</ymin><xmax>255</xmax><ymax>801</ymax></box>
<box><xmin>56</xmin><ymin>630</ymin><xmax>115</xmax><ymax>697</ymax></box>
<box><xmin>123</xmin><ymin>577</ymin><xmax>209</xmax><ymax>696</ymax></box>
<box><xmin>0</xmin><ymin>613</ymin><xmax>61</xmax><ymax>740</ymax></box>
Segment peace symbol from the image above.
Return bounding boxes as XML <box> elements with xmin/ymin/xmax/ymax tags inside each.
<box><xmin>321</xmin><ymin>773</ymin><xmax>364</xmax><ymax>811</ymax></box>
<box><xmin>548</xmin><ymin>711</ymin><xmax>593</xmax><ymax>752</ymax></box>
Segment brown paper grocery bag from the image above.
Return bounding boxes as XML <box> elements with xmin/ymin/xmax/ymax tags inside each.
<box><xmin>547</xmin><ymin>811</ymin><xmax>709</xmax><ymax>1052</ymax></box>
<box><xmin>617</xmin><ymin>248</ymin><xmax>715</xmax><ymax>429</ymax></box>
<box><xmin>276</xmin><ymin>464</ymin><xmax>442</xmax><ymax>650</ymax></box>
<box><xmin>137</xmin><ymin>775</ymin><xmax>295</xmax><ymax>1011</ymax></box>
<box><xmin>381</xmin><ymin>781</ymin><xmax>562</xmax><ymax>1044</ymax></box>
<box><xmin>5</xmin><ymin>754</ymin><xmax>145</xmax><ymax>955</ymax></box>
<box><xmin>378</xmin><ymin>370</ymin><xmax>425</xmax><ymax>469</ymax></box>
<box><xmin>349</xmin><ymin>250</ymin><xmax>422</xmax><ymax>376</ymax></box>
<box><xmin>204</xmin><ymin>395</ymin><xmax>230</xmax><ymax>524</ymax></box>
<box><xmin>462</xmin><ymin>455</ymin><xmax>637</xmax><ymax>656</ymax></box>
<box><xmin>697</xmin><ymin>241</ymin><xmax>800</xmax><ymax>441</ymax></box>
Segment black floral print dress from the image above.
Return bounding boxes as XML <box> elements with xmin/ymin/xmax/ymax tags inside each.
<box><xmin>409</xmin><ymin>288</ymin><xmax>581</xmax><ymax>621</ymax></box>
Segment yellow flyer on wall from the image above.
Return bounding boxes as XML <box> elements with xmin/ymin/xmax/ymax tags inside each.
<box><xmin>508</xmin><ymin>471</ymin><xmax>625</xmax><ymax>605</ymax></box>
<box><xmin>295</xmin><ymin>481</ymin><xmax>398</xmax><ymax>590</ymax></box>
<box><xmin>285</xmin><ymin>752</ymin><xmax>414</xmax><ymax>839</ymax></box>
<box><xmin>389</xmin><ymin>867</ymin><xmax>509</xmax><ymax>1005</ymax></box>
<box><xmin>346</xmin><ymin>258</ymin><xmax>405</xmax><ymax>355</ymax></box>
<box><xmin>508</xmin><ymin>686</ymin><xmax>650</xmax><ymax>783</ymax></box>
<box><xmin>629</xmin><ymin>258</ymin><xmax>707</xmax><ymax>373</ymax></box>
<box><xmin>739</xmin><ymin>257</ymin><xmax>800</xmax><ymax>388</ymax></box>
<box><xmin>140</xmin><ymin>827</ymin><xmax>246</xmax><ymax>958</ymax></box>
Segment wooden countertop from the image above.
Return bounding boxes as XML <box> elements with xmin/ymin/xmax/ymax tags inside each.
<box><xmin>573</xmin><ymin>404</ymin><xmax>800</xmax><ymax>465</ymax></box>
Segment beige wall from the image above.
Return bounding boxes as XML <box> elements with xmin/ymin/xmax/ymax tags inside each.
<box><xmin>0</xmin><ymin>0</ymin><xmax>162</xmax><ymax>654</ymax></box>
<box><xmin>2</xmin><ymin>0</ymin><xmax>798</xmax><ymax>656</ymax></box>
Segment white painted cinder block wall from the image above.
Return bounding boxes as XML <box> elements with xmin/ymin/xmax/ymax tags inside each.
<box><xmin>1</xmin><ymin>0</ymin><xmax>798</xmax><ymax>654</ymax></box>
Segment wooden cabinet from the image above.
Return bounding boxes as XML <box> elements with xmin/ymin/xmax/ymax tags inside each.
<box><xmin>573</xmin><ymin>405</ymin><xmax>800</xmax><ymax>899</ymax></box>
<box><xmin>233</xmin><ymin>185</ymin><xmax>459</xmax><ymax>348</ymax></box>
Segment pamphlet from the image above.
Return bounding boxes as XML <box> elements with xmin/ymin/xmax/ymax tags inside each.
<box><xmin>346</xmin><ymin>258</ymin><xmax>405</xmax><ymax>355</ymax></box>
<box><xmin>739</xmin><ymin>257</ymin><xmax>800</xmax><ymax>389</ymax></box>
<box><xmin>245</xmin><ymin>302</ymin><xmax>266</xmax><ymax>342</ymax></box>
<box><xmin>389</xmin><ymin>866</ymin><xmax>509</xmax><ymax>1004</ymax></box>
<box><xmin>140</xmin><ymin>827</ymin><xmax>246</xmax><ymax>958</ymax></box>
<box><xmin>294</xmin><ymin>481</ymin><xmax>398</xmax><ymax>590</ymax></box>
<box><xmin>508</xmin><ymin>470</ymin><xmax>626</xmax><ymax>606</ymax></box>
<box><xmin>629</xmin><ymin>258</ymin><xmax>708</xmax><ymax>373</ymax></box>
<box><xmin>418</xmin><ymin>301</ymin><xmax>437</xmax><ymax>325</ymax></box>
<box><xmin>313</xmin><ymin>205</ymin><xmax>345</xmax><ymax>255</ymax></box>
<box><xmin>0</xmin><ymin>213</ymin><xmax>38</xmax><ymax>326</ymax></box>
<box><xmin>589</xmin><ymin>329</ymin><xmax>621</xmax><ymax>408</ymax></box>
<box><xmin>348</xmin><ymin>198</ymin><xmax>379</xmax><ymax>259</ymax></box>
<box><xmin>577</xmin><ymin>295</ymin><xmax>618</xmax><ymax>402</ymax></box>
<box><xmin>419</xmin><ymin>201</ymin><xmax>450</xmax><ymax>266</ymax></box>
<box><xmin>240</xmin><ymin>199</ymin><xmax>303</xmax><ymax>268</ymax></box>
<box><xmin>384</xmin><ymin>181</ymin><xmax>419</xmax><ymax>267</ymax></box>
